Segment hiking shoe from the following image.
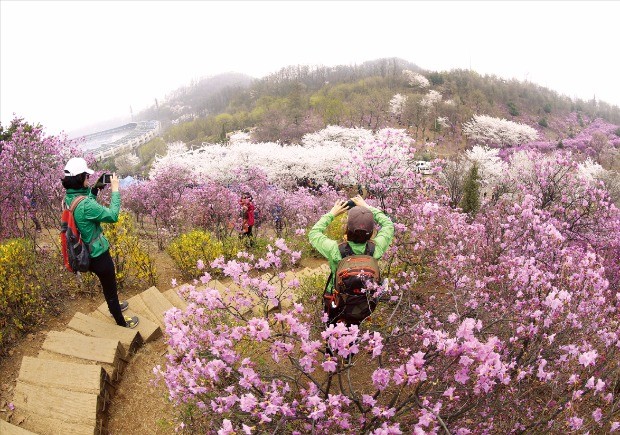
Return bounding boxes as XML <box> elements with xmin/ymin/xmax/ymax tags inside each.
<box><xmin>110</xmin><ymin>301</ymin><xmax>129</xmax><ymax>316</ymax></box>
<box><xmin>125</xmin><ymin>316</ymin><xmax>139</xmax><ymax>329</ymax></box>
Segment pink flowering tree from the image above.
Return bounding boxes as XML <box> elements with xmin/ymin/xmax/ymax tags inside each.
<box><xmin>125</xmin><ymin>163</ymin><xmax>192</xmax><ymax>249</ymax></box>
<box><xmin>0</xmin><ymin>117</ymin><xmax>79</xmax><ymax>241</ymax></box>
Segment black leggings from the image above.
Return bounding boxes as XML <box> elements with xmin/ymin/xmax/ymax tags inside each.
<box><xmin>242</xmin><ymin>225</ymin><xmax>253</xmax><ymax>238</ymax></box>
<box><xmin>89</xmin><ymin>250</ymin><xmax>125</xmax><ymax>326</ymax></box>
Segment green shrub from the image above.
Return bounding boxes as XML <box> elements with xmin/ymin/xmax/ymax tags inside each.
<box><xmin>0</xmin><ymin>239</ymin><xmax>43</xmax><ymax>350</ymax></box>
<box><xmin>507</xmin><ymin>101</ymin><xmax>519</xmax><ymax>116</ymax></box>
<box><xmin>460</xmin><ymin>163</ymin><xmax>481</xmax><ymax>216</ymax></box>
<box><xmin>295</xmin><ymin>272</ymin><xmax>329</xmax><ymax>323</ymax></box>
<box><xmin>538</xmin><ymin>118</ymin><xmax>548</xmax><ymax>128</ymax></box>
<box><xmin>137</xmin><ymin>137</ymin><xmax>167</xmax><ymax>170</ymax></box>
<box><xmin>427</xmin><ymin>72</ymin><xmax>444</xmax><ymax>86</ymax></box>
<box><xmin>615</xmin><ymin>127</ymin><xmax>620</xmax><ymax>137</ymax></box>
<box><xmin>167</xmin><ymin>230</ymin><xmax>224</xmax><ymax>279</ymax></box>
<box><xmin>221</xmin><ymin>235</ymin><xmax>244</xmax><ymax>259</ymax></box>
<box><xmin>543</xmin><ymin>103</ymin><xmax>552</xmax><ymax>113</ymax></box>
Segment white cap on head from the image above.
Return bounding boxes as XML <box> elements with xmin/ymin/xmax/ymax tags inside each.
<box><xmin>64</xmin><ymin>157</ymin><xmax>94</xmax><ymax>176</ymax></box>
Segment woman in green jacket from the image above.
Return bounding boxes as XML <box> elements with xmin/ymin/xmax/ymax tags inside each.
<box><xmin>62</xmin><ymin>158</ymin><xmax>138</xmax><ymax>328</ymax></box>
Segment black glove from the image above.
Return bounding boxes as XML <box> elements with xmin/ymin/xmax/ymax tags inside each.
<box><xmin>93</xmin><ymin>173</ymin><xmax>108</xmax><ymax>190</ymax></box>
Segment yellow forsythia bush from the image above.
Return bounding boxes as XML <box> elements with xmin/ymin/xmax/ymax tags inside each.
<box><xmin>103</xmin><ymin>212</ymin><xmax>157</xmax><ymax>290</ymax></box>
<box><xmin>167</xmin><ymin>229</ymin><xmax>224</xmax><ymax>279</ymax></box>
<box><xmin>0</xmin><ymin>238</ymin><xmax>43</xmax><ymax>348</ymax></box>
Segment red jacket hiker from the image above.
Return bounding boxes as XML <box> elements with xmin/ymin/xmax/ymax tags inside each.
<box><xmin>245</xmin><ymin>201</ymin><xmax>255</xmax><ymax>226</ymax></box>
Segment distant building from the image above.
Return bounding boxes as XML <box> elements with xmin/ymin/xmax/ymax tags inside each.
<box><xmin>79</xmin><ymin>121</ymin><xmax>160</xmax><ymax>160</ymax></box>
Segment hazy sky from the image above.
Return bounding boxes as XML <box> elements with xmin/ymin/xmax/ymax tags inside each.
<box><xmin>1</xmin><ymin>1</ymin><xmax>619</xmax><ymax>137</ymax></box>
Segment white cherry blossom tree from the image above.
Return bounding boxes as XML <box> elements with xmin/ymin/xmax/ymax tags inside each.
<box><xmin>463</xmin><ymin>115</ymin><xmax>538</xmax><ymax>147</ymax></box>
<box><xmin>402</xmin><ymin>69</ymin><xmax>430</xmax><ymax>88</ymax></box>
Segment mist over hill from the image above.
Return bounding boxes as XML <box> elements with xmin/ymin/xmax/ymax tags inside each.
<box><xmin>135</xmin><ymin>72</ymin><xmax>254</xmax><ymax>125</ymax></box>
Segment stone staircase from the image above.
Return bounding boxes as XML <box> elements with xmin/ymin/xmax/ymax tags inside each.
<box><xmin>2</xmin><ymin>264</ymin><xmax>328</xmax><ymax>434</ymax></box>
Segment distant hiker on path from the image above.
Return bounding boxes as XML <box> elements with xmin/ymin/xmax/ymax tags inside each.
<box><xmin>309</xmin><ymin>195</ymin><xmax>394</xmax><ymax>327</ymax></box>
<box><xmin>239</xmin><ymin>192</ymin><xmax>255</xmax><ymax>246</ymax></box>
<box><xmin>61</xmin><ymin>157</ymin><xmax>139</xmax><ymax>328</ymax></box>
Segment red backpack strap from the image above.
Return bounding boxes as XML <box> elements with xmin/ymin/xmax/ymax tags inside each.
<box><xmin>69</xmin><ymin>196</ymin><xmax>87</xmax><ymax>212</ymax></box>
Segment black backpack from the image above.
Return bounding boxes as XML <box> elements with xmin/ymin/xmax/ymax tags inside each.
<box><xmin>324</xmin><ymin>241</ymin><xmax>381</xmax><ymax>325</ymax></box>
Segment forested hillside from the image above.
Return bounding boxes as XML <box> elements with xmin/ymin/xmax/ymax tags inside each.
<box><xmin>134</xmin><ymin>57</ymin><xmax>620</xmax><ymax>157</ymax></box>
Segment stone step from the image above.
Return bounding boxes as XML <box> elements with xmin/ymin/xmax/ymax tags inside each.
<box><xmin>67</xmin><ymin>312</ymin><xmax>143</xmax><ymax>355</ymax></box>
<box><xmin>2</xmin><ymin>415</ymin><xmax>97</xmax><ymax>435</ymax></box>
<box><xmin>282</xmin><ymin>270</ymin><xmax>299</xmax><ymax>283</ymax></box>
<box><xmin>18</xmin><ymin>356</ymin><xmax>108</xmax><ymax>396</ymax></box>
<box><xmin>12</xmin><ymin>381</ymin><xmax>100</xmax><ymax>434</ymax></box>
<box><xmin>114</xmin><ymin>295</ymin><xmax>160</xmax><ymax>328</ymax></box>
<box><xmin>205</xmin><ymin>279</ymin><xmax>239</xmax><ymax>292</ymax></box>
<box><xmin>296</xmin><ymin>267</ymin><xmax>316</xmax><ymax>277</ymax></box>
<box><xmin>38</xmin><ymin>331</ymin><xmax>125</xmax><ymax>381</ymax></box>
<box><xmin>90</xmin><ymin>305</ymin><xmax>162</xmax><ymax>343</ymax></box>
<box><xmin>139</xmin><ymin>286</ymin><xmax>175</xmax><ymax>329</ymax></box>
<box><xmin>163</xmin><ymin>288</ymin><xmax>188</xmax><ymax>310</ymax></box>
<box><xmin>0</xmin><ymin>419</ymin><xmax>38</xmax><ymax>435</ymax></box>
<box><xmin>41</xmin><ymin>331</ymin><xmax>123</xmax><ymax>364</ymax></box>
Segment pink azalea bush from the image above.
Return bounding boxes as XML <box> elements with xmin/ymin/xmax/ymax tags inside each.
<box><xmin>156</xmin><ymin>131</ymin><xmax>619</xmax><ymax>433</ymax></box>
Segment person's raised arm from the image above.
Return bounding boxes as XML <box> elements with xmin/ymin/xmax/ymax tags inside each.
<box><xmin>308</xmin><ymin>200</ymin><xmax>348</xmax><ymax>259</ymax></box>
<box><xmin>86</xmin><ymin>173</ymin><xmax>121</xmax><ymax>223</ymax></box>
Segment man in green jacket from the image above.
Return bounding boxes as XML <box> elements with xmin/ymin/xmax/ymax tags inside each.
<box><xmin>309</xmin><ymin>195</ymin><xmax>394</xmax><ymax>325</ymax></box>
<box><xmin>62</xmin><ymin>157</ymin><xmax>138</xmax><ymax>328</ymax></box>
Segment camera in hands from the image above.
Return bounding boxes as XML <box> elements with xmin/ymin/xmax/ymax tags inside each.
<box><xmin>102</xmin><ymin>173</ymin><xmax>112</xmax><ymax>184</ymax></box>
<box><xmin>345</xmin><ymin>199</ymin><xmax>356</xmax><ymax>210</ymax></box>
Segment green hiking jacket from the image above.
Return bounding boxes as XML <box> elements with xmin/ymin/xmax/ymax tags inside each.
<box><xmin>308</xmin><ymin>206</ymin><xmax>394</xmax><ymax>293</ymax></box>
<box><xmin>64</xmin><ymin>187</ymin><xmax>120</xmax><ymax>258</ymax></box>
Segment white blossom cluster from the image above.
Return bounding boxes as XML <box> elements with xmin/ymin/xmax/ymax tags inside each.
<box><xmin>166</xmin><ymin>141</ymin><xmax>188</xmax><ymax>156</ymax></box>
<box><xmin>150</xmin><ymin>126</ymin><xmax>413</xmax><ymax>185</ymax></box>
<box><xmin>228</xmin><ymin>130</ymin><xmax>252</xmax><ymax>145</ymax></box>
<box><xmin>300</xmin><ymin>125</ymin><xmax>374</xmax><ymax>148</ymax></box>
<box><xmin>436</xmin><ymin>117</ymin><xmax>450</xmax><ymax>129</ymax></box>
<box><xmin>114</xmin><ymin>153</ymin><xmax>140</xmax><ymax>174</ymax></box>
<box><xmin>465</xmin><ymin>145</ymin><xmax>507</xmax><ymax>185</ymax></box>
<box><xmin>577</xmin><ymin>158</ymin><xmax>606</xmax><ymax>182</ymax></box>
<box><xmin>402</xmin><ymin>69</ymin><xmax>430</xmax><ymax>88</ymax></box>
<box><xmin>389</xmin><ymin>94</ymin><xmax>408</xmax><ymax>116</ymax></box>
<box><xmin>462</xmin><ymin>115</ymin><xmax>538</xmax><ymax>147</ymax></box>
<box><xmin>420</xmin><ymin>90</ymin><xmax>442</xmax><ymax>108</ymax></box>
